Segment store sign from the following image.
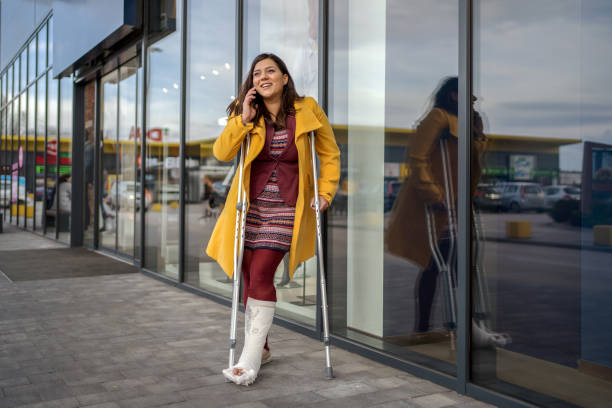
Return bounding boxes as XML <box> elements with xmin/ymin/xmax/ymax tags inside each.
<box><xmin>128</xmin><ymin>127</ymin><xmax>168</xmax><ymax>142</ymax></box>
<box><xmin>510</xmin><ymin>155</ymin><xmax>536</xmax><ymax>180</ymax></box>
<box><xmin>47</xmin><ymin>139</ymin><xmax>58</xmax><ymax>156</ymax></box>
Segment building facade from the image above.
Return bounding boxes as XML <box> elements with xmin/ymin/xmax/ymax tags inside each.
<box><xmin>1</xmin><ymin>1</ymin><xmax>611</xmax><ymax>407</ymax></box>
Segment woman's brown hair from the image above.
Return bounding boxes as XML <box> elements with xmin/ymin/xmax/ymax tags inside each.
<box><xmin>226</xmin><ymin>53</ymin><xmax>302</xmax><ymax>129</ymax></box>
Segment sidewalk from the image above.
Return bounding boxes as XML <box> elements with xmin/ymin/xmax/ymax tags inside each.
<box><xmin>0</xmin><ymin>224</ymin><xmax>492</xmax><ymax>408</ymax></box>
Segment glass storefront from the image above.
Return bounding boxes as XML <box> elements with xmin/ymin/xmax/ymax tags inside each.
<box><xmin>0</xmin><ymin>19</ymin><xmax>58</xmax><ymax>237</ymax></box>
<box><xmin>471</xmin><ymin>1</ymin><xmax>612</xmax><ymax>407</ymax></box>
<box><xmin>1</xmin><ymin>4</ymin><xmax>611</xmax><ymax>407</ymax></box>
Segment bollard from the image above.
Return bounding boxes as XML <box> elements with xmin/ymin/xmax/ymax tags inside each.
<box><xmin>506</xmin><ymin>220</ymin><xmax>531</xmax><ymax>239</ymax></box>
<box><xmin>593</xmin><ymin>225</ymin><xmax>612</xmax><ymax>246</ymax></box>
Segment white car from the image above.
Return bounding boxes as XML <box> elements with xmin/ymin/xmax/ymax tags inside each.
<box><xmin>108</xmin><ymin>181</ymin><xmax>151</xmax><ymax>211</ymax></box>
<box><xmin>543</xmin><ymin>185</ymin><xmax>581</xmax><ymax>209</ymax></box>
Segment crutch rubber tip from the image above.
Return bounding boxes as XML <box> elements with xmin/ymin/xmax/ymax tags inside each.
<box><xmin>325</xmin><ymin>367</ymin><xmax>334</xmax><ymax>379</ymax></box>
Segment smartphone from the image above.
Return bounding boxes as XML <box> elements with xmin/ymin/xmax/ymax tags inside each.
<box><xmin>252</xmin><ymin>91</ymin><xmax>263</xmax><ymax>108</ymax></box>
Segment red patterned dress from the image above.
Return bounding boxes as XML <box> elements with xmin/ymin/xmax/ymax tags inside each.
<box><xmin>244</xmin><ymin>128</ymin><xmax>296</xmax><ymax>252</ymax></box>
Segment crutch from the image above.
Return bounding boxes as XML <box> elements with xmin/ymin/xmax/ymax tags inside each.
<box><xmin>423</xmin><ymin>134</ymin><xmax>458</xmax><ymax>349</ymax></box>
<box><xmin>228</xmin><ymin>135</ymin><xmax>251</xmax><ymax>372</ymax></box>
<box><xmin>309</xmin><ymin>131</ymin><xmax>334</xmax><ymax>379</ymax></box>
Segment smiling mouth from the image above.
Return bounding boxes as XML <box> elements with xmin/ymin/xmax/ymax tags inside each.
<box><xmin>260</xmin><ymin>83</ymin><xmax>272</xmax><ymax>89</ymax></box>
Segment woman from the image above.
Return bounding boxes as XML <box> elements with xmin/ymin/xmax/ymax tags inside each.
<box><xmin>386</xmin><ymin>77</ymin><xmax>507</xmax><ymax>347</ymax></box>
<box><xmin>207</xmin><ymin>53</ymin><xmax>340</xmax><ymax>385</ymax></box>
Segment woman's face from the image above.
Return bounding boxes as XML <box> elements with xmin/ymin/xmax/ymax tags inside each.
<box><xmin>252</xmin><ymin>58</ymin><xmax>288</xmax><ymax>101</ymax></box>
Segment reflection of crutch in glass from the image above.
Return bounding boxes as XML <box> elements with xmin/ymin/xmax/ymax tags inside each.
<box><xmin>309</xmin><ymin>131</ymin><xmax>334</xmax><ymax>379</ymax></box>
<box><xmin>424</xmin><ymin>133</ymin><xmax>458</xmax><ymax>350</ymax></box>
<box><xmin>424</xmin><ymin>135</ymin><xmax>510</xmax><ymax>349</ymax></box>
<box><xmin>228</xmin><ymin>135</ymin><xmax>250</xmax><ymax>372</ymax></box>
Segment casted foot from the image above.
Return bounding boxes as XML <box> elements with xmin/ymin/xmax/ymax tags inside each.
<box><xmin>472</xmin><ymin>321</ymin><xmax>512</xmax><ymax>348</ymax></box>
<box><xmin>222</xmin><ymin>366</ymin><xmax>257</xmax><ymax>386</ymax></box>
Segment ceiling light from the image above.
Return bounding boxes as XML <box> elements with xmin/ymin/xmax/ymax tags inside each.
<box><xmin>200</xmin><ymin>75</ymin><xmax>206</xmax><ymax>80</ymax></box>
<box><xmin>224</xmin><ymin>63</ymin><xmax>231</xmax><ymax>70</ymax></box>
<box><xmin>212</xmin><ymin>69</ymin><xmax>219</xmax><ymax>76</ymax></box>
<box><xmin>162</xmin><ymin>88</ymin><xmax>168</xmax><ymax>93</ymax></box>
<box><xmin>173</xmin><ymin>83</ymin><xmax>179</xmax><ymax>89</ymax></box>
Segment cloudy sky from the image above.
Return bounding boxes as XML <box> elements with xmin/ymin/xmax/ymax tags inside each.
<box><xmin>140</xmin><ymin>0</ymin><xmax>611</xmax><ymax>171</ymax></box>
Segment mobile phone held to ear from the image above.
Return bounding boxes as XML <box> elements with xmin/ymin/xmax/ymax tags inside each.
<box><xmin>252</xmin><ymin>91</ymin><xmax>263</xmax><ymax>108</ymax></box>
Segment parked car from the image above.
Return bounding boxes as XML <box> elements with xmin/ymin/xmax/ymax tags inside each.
<box><xmin>542</xmin><ymin>185</ymin><xmax>581</xmax><ymax>209</ymax></box>
<box><xmin>474</xmin><ymin>184</ymin><xmax>502</xmax><ymax>211</ymax></box>
<box><xmin>107</xmin><ymin>181</ymin><xmax>152</xmax><ymax>211</ymax></box>
<box><xmin>496</xmin><ymin>182</ymin><xmax>546</xmax><ymax>212</ymax></box>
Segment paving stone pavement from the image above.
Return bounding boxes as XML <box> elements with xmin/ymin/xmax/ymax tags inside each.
<box><xmin>0</xmin><ymin>225</ymin><xmax>495</xmax><ymax>407</ymax></box>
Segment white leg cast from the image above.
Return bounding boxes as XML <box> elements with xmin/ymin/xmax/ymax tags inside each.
<box><xmin>472</xmin><ymin>319</ymin><xmax>512</xmax><ymax>348</ymax></box>
<box><xmin>222</xmin><ymin>298</ymin><xmax>275</xmax><ymax>385</ymax></box>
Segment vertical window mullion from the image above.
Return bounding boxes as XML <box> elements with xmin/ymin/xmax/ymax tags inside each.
<box><xmin>457</xmin><ymin>0</ymin><xmax>473</xmax><ymax>394</ymax></box>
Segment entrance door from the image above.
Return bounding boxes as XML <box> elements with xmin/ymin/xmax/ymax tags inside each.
<box><xmin>96</xmin><ymin>57</ymin><xmax>141</xmax><ymax>257</ymax></box>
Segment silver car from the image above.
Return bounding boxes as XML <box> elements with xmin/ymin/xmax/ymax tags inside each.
<box><xmin>543</xmin><ymin>185</ymin><xmax>581</xmax><ymax>209</ymax></box>
<box><xmin>496</xmin><ymin>182</ymin><xmax>546</xmax><ymax>212</ymax></box>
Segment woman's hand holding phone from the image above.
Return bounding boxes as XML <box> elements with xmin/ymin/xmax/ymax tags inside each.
<box><xmin>242</xmin><ymin>87</ymin><xmax>258</xmax><ymax>125</ymax></box>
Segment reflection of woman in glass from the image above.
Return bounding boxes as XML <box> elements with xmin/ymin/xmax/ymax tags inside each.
<box><xmin>207</xmin><ymin>53</ymin><xmax>340</xmax><ymax>385</ymax></box>
<box><xmin>386</xmin><ymin>77</ymin><xmax>507</xmax><ymax>347</ymax></box>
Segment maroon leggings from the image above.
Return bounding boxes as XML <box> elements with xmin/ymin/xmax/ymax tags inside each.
<box><xmin>241</xmin><ymin>248</ymin><xmax>285</xmax><ymax>350</ymax></box>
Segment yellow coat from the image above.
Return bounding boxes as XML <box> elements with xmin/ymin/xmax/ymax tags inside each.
<box><xmin>206</xmin><ymin>97</ymin><xmax>340</xmax><ymax>279</ymax></box>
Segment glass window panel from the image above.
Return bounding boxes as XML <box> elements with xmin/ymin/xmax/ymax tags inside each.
<box><xmin>328</xmin><ymin>0</ymin><xmax>460</xmax><ymax>375</ymax></box>
<box><xmin>38</xmin><ymin>25</ymin><xmax>47</xmax><ymax>74</ymax></box>
<box><xmin>58</xmin><ymin>77</ymin><xmax>73</xmax><ymax>243</ymax></box>
<box><xmin>29</xmin><ymin>38</ymin><xmax>36</xmax><ymax>81</ymax></box>
<box><xmin>471</xmin><ymin>1</ymin><xmax>612</xmax><ymax>407</ymax></box>
<box><xmin>48</xmin><ymin>19</ymin><xmax>53</xmax><ymax>67</ymax></box>
<box><xmin>35</xmin><ymin>79</ymin><xmax>46</xmax><ymax>230</ymax></box>
<box><xmin>83</xmin><ymin>79</ymin><xmax>95</xmax><ymax>246</ymax></box>
<box><xmin>184</xmin><ymin>0</ymin><xmax>236</xmax><ymax>298</ymax></box>
<box><xmin>117</xmin><ymin>60</ymin><xmax>140</xmax><ymax>256</ymax></box>
<box><xmin>1</xmin><ymin>109</ymin><xmax>7</xmax><ymax>215</ymax></box>
<box><xmin>244</xmin><ymin>0</ymin><xmax>319</xmax><ymax>101</ymax></box>
<box><xmin>242</xmin><ymin>0</ymin><xmax>320</xmax><ymax>325</ymax></box>
<box><xmin>100</xmin><ymin>71</ymin><xmax>118</xmax><ymax>250</ymax></box>
<box><xmin>20</xmin><ymin>51</ymin><xmax>27</xmax><ymax>91</ymax></box>
<box><xmin>17</xmin><ymin>92</ymin><xmax>26</xmax><ymax>226</ymax></box>
<box><xmin>10</xmin><ymin>101</ymin><xmax>16</xmax><ymax>225</ymax></box>
<box><xmin>8</xmin><ymin>65</ymin><xmax>13</xmax><ymax>101</ymax></box>
<box><xmin>145</xmin><ymin>0</ymin><xmax>181</xmax><ymax>279</ymax></box>
<box><xmin>46</xmin><ymin>76</ymin><xmax>58</xmax><ymax>237</ymax></box>
<box><xmin>25</xmin><ymin>85</ymin><xmax>35</xmax><ymax>230</ymax></box>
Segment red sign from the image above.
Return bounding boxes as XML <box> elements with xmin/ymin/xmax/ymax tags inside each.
<box><xmin>47</xmin><ymin>140</ymin><xmax>58</xmax><ymax>156</ymax></box>
<box><xmin>129</xmin><ymin>126</ymin><xmax>164</xmax><ymax>142</ymax></box>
